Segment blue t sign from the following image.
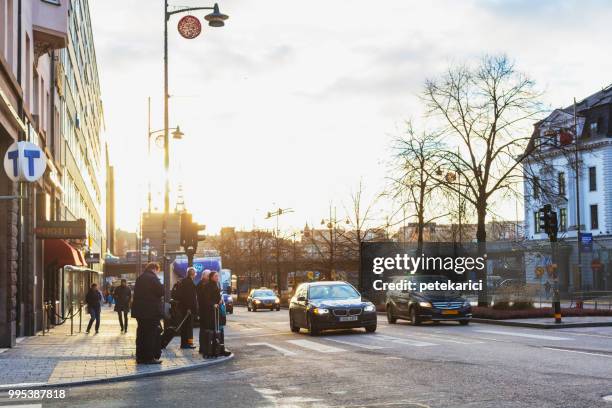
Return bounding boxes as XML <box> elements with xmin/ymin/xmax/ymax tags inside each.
<box><xmin>3</xmin><ymin>141</ymin><xmax>47</xmax><ymax>182</ymax></box>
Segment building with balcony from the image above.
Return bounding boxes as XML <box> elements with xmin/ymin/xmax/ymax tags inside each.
<box><xmin>523</xmin><ymin>85</ymin><xmax>612</xmax><ymax>292</ymax></box>
<box><xmin>0</xmin><ymin>0</ymin><xmax>106</xmax><ymax>347</ymax></box>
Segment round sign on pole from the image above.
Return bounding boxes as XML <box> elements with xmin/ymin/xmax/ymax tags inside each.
<box><xmin>3</xmin><ymin>141</ymin><xmax>47</xmax><ymax>182</ymax></box>
<box><xmin>177</xmin><ymin>15</ymin><xmax>202</xmax><ymax>39</ymax></box>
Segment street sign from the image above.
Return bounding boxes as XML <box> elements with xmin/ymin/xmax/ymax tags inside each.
<box><xmin>579</xmin><ymin>232</ymin><xmax>593</xmax><ymax>252</ymax></box>
<box><xmin>3</xmin><ymin>141</ymin><xmax>47</xmax><ymax>182</ymax></box>
<box><xmin>85</xmin><ymin>253</ymin><xmax>100</xmax><ymax>264</ymax></box>
<box><xmin>35</xmin><ymin>219</ymin><xmax>87</xmax><ymax>239</ymax></box>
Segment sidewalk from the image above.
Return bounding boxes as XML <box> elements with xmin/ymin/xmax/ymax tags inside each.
<box><xmin>0</xmin><ymin>307</ymin><xmax>231</xmax><ymax>388</ymax></box>
<box><xmin>472</xmin><ymin>315</ymin><xmax>612</xmax><ymax>329</ymax></box>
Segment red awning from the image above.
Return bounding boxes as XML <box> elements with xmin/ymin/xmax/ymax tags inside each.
<box><xmin>44</xmin><ymin>239</ymin><xmax>87</xmax><ymax>268</ymax></box>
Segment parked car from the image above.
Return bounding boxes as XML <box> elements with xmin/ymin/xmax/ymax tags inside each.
<box><xmin>247</xmin><ymin>288</ymin><xmax>280</xmax><ymax>311</ymax></box>
<box><xmin>386</xmin><ymin>275</ymin><xmax>472</xmax><ymax>325</ymax></box>
<box><xmin>289</xmin><ymin>281</ymin><xmax>377</xmax><ymax>335</ymax></box>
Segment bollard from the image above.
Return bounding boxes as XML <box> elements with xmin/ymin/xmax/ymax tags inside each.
<box><xmin>70</xmin><ymin>304</ymin><xmax>74</xmax><ymax>335</ymax></box>
<box><xmin>79</xmin><ymin>301</ymin><xmax>82</xmax><ymax>332</ymax></box>
<box><xmin>553</xmin><ymin>289</ymin><xmax>562</xmax><ymax>324</ymax></box>
<box><xmin>42</xmin><ymin>303</ymin><xmax>46</xmax><ymax>336</ymax></box>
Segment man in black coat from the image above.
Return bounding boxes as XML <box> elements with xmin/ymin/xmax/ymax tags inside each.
<box><xmin>131</xmin><ymin>262</ymin><xmax>164</xmax><ymax>364</ymax></box>
<box><xmin>176</xmin><ymin>267</ymin><xmax>198</xmax><ymax>349</ymax></box>
<box><xmin>85</xmin><ymin>283</ymin><xmax>103</xmax><ymax>334</ymax></box>
<box><xmin>114</xmin><ymin>279</ymin><xmax>132</xmax><ymax>333</ymax></box>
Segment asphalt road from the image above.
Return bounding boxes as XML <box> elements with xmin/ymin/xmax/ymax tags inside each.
<box><xmin>14</xmin><ymin>307</ymin><xmax>612</xmax><ymax>408</ymax></box>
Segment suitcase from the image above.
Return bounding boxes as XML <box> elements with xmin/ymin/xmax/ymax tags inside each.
<box><xmin>202</xmin><ymin>305</ymin><xmax>223</xmax><ymax>357</ymax></box>
<box><xmin>161</xmin><ymin>310</ymin><xmax>191</xmax><ymax>349</ymax></box>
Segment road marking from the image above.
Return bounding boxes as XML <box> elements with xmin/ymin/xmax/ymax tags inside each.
<box><xmin>405</xmin><ymin>333</ymin><xmax>484</xmax><ymax>345</ymax></box>
<box><xmin>475</xmin><ymin>329</ymin><xmax>572</xmax><ymax>341</ymax></box>
<box><xmin>543</xmin><ymin>347</ymin><xmax>612</xmax><ymax>359</ymax></box>
<box><xmin>324</xmin><ymin>337</ymin><xmax>386</xmax><ymax>349</ymax></box>
<box><xmin>286</xmin><ymin>339</ymin><xmax>346</xmax><ymax>353</ymax></box>
<box><xmin>247</xmin><ymin>342</ymin><xmax>297</xmax><ymax>356</ymax></box>
<box><xmin>226</xmin><ymin>332</ymin><xmax>286</xmax><ymax>339</ymax></box>
<box><xmin>373</xmin><ymin>334</ymin><xmax>436</xmax><ymax>347</ymax></box>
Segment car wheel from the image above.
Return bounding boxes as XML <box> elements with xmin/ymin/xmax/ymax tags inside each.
<box><xmin>410</xmin><ymin>307</ymin><xmax>421</xmax><ymax>326</ymax></box>
<box><xmin>459</xmin><ymin>320</ymin><xmax>469</xmax><ymax>326</ymax></box>
<box><xmin>365</xmin><ymin>325</ymin><xmax>377</xmax><ymax>333</ymax></box>
<box><xmin>290</xmin><ymin>315</ymin><xmax>300</xmax><ymax>333</ymax></box>
<box><xmin>276</xmin><ymin>306</ymin><xmax>281</xmax><ymax>311</ymax></box>
<box><xmin>253</xmin><ymin>306</ymin><xmax>257</xmax><ymax>312</ymax></box>
<box><xmin>386</xmin><ymin>305</ymin><xmax>397</xmax><ymax>324</ymax></box>
<box><xmin>307</xmin><ymin>316</ymin><xmax>320</xmax><ymax>336</ymax></box>
<box><xmin>247</xmin><ymin>305</ymin><xmax>251</xmax><ymax>312</ymax></box>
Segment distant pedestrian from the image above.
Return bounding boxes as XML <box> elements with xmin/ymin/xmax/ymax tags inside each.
<box><xmin>544</xmin><ymin>280</ymin><xmax>552</xmax><ymax>299</ymax></box>
<box><xmin>132</xmin><ymin>262</ymin><xmax>164</xmax><ymax>364</ymax></box>
<box><xmin>176</xmin><ymin>267</ymin><xmax>198</xmax><ymax>349</ymax></box>
<box><xmin>198</xmin><ymin>271</ymin><xmax>230</xmax><ymax>358</ymax></box>
<box><xmin>85</xmin><ymin>283</ymin><xmax>103</xmax><ymax>334</ymax></box>
<box><xmin>114</xmin><ymin>279</ymin><xmax>132</xmax><ymax>333</ymax></box>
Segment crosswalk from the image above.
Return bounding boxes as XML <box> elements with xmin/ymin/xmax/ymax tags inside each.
<box><xmin>238</xmin><ymin>326</ymin><xmax>576</xmax><ymax>358</ymax></box>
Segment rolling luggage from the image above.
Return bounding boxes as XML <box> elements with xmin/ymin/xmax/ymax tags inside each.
<box><xmin>202</xmin><ymin>305</ymin><xmax>223</xmax><ymax>357</ymax></box>
<box><xmin>161</xmin><ymin>310</ymin><xmax>191</xmax><ymax>349</ymax></box>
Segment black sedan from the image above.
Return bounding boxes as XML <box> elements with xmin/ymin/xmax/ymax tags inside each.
<box><xmin>289</xmin><ymin>281</ymin><xmax>377</xmax><ymax>335</ymax></box>
<box><xmin>385</xmin><ymin>275</ymin><xmax>472</xmax><ymax>325</ymax></box>
<box><xmin>247</xmin><ymin>288</ymin><xmax>281</xmax><ymax>311</ymax></box>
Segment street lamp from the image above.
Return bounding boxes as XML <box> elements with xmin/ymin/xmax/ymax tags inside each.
<box><xmin>162</xmin><ymin>1</ymin><xmax>229</xmax><ymax>301</ymax></box>
<box><xmin>265</xmin><ymin>208</ymin><xmax>294</xmax><ymax>292</ymax></box>
<box><xmin>320</xmin><ymin>207</ymin><xmax>350</xmax><ymax>281</ymax></box>
<box><xmin>147</xmin><ymin>125</ymin><xmax>185</xmax><ymax>214</ymax></box>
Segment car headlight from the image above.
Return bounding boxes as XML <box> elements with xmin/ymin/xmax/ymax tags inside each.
<box><xmin>463</xmin><ymin>300</ymin><xmax>471</xmax><ymax>308</ymax></box>
<box><xmin>418</xmin><ymin>301</ymin><xmax>432</xmax><ymax>308</ymax></box>
<box><xmin>275</xmin><ymin>298</ymin><xmax>280</xmax><ymax>303</ymax></box>
<box><xmin>254</xmin><ymin>299</ymin><xmax>261</xmax><ymax>304</ymax></box>
<box><xmin>313</xmin><ymin>308</ymin><xmax>329</xmax><ymax>315</ymax></box>
<box><xmin>364</xmin><ymin>304</ymin><xmax>376</xmax><ymax>312</ymax></box>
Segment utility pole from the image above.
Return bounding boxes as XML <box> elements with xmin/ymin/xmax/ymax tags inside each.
<box><xmin>573</xmin><ymin>98</ymin><xmax>582</xmax><ymax>291</ymax></box>
<box><xmin>265</xmin><ymin>208</ymin><xmax>294</xmax><ymax>293</ymax></box>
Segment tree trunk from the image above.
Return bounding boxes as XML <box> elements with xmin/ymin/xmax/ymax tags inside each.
<box><xmin>476</xmin><ymin>201</ymin><xmax>489</xmax><ymax>306</ymax></box>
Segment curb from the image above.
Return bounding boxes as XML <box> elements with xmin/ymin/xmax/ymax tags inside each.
<box><xmin>471</xmin><ymin>318</ymin><xmax>612</xmax><ymax>329</ymax></box>
<box><xmin>0</xmin><ymin>354</ymin><xmax>233</xmax><ymax>390</ymax></box>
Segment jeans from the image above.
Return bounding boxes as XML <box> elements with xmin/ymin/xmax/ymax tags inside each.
<box><xmin>117</xmin><ymin>310</ymin><xmax>129</xmax><ymax>331</ymax></box>
<box><xmin>87</xmin><ymin>306</ymin><xmax>101</xmax><ymax>332</ymax></box>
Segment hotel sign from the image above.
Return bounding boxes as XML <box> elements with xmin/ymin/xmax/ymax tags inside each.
<box><xmin>35</xmin><ymin>219</ymin><xmax>87</xmax><ymax>239</ymax></box>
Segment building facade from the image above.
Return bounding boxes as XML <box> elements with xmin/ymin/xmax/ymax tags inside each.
<box><xmin>0</xmin><ymin>0</ymin><xmax>105</xmax><ymax>347</ymax></box>
<box><xmin>523</xmin><ymin>85</ymin><xmax>612</xmax><ymax>292</ymax></box>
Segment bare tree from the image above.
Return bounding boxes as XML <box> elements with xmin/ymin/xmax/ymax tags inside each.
<box><xmin>423</xmin><ymin>55</ymin><xmax>545</xmax><ymax>305</ymax></box>
<box><xmin>391</xmin><ymin>122</ymin><xmax>449</xmax><ymax>250</ymax></box>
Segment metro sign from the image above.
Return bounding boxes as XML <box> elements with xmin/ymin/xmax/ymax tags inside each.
<box><xmin>3</xmin><ymin>141</ymin><xmax>47</xmax><ymax>182</ymax></box>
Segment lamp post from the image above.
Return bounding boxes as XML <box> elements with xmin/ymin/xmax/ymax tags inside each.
<box><xmin>162</xmin><ymin>1</ymin><xmax>228</xmax><ymax>300</ymax></box>
<box><xmin>265</xmin><ymin>208</ymin><xmax>294</xmax><ymax>292</ymax></box>
<box><xmin>321</xmin><ymin>207</ymin><xmax>350</xmax><ymax>281</ymax></box>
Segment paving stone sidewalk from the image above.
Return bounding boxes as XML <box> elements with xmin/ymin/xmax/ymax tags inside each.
<box><xmin>0</xmin><ymin>307</ymin><xmax>230</xmax><ymax>388</ymax></box>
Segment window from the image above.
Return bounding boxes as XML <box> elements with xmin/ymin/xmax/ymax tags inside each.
<box><xmin>534</xmin><ymin>211</ymin><xmax>541</xmax><ymax>234</ymax></box>
<box><xmin>559</xmin><ymin>208</ymin><xmax>567</xmax><ymax>232</ymax></box>
<box><xmin>533</xmin><ymin>177</ymin><xmax>540</xmax><ymax>199</ymax></box>
<box><xmin>558</xmin><ymin>172</ymin><xmax>565</xmax><ymax>197</ymax></box>
<box><xmin>590</xmin><ymin>205</ymin><xmax>599</xmax><ymax>230</ymax></box>
<box><xmin>589</xmin><ymin>167</ymin><xmax>597</xmax><ymax>191</ymax></box>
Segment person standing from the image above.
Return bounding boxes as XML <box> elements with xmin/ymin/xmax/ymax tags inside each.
<box><xmin>114</xmin><ymin>279</ymin><xmax>132</xmax><ymax>333</ymax></box>
<box><xmin>198</xmin><ymin>271</ymin><xmax>226</xmax><ymax>358</ymax></box>
<box><xmin>131</xmin><ymin>262</ymin><xmax>164</xmax><ymax>364</ymax></box>
<box><xmin>85</xmin><ymin>283</ymin><xmax>103</xmax><ymax>334</ymax></box>
<box><xmin>176</xmin><ymin>267</ymin><xmax>198</xmax><ymax>349</ymax></box>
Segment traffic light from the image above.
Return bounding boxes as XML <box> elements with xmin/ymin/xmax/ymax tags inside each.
<box><xmin>180</xmin><ymin>212</ymin><xmax>193</xmax><ymax>248</ymax></box>
<box><xmin>538</xmin><ymin>204</ymin><xmax>558</xmax><ymax>242</ymax></box>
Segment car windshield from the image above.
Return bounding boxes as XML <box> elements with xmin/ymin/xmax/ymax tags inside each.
<box><xmin>253</xmin><ymin>290</ymin><xmax>274</xmax><ymax>297</ymax></box>
<box><xmin>309</xmin><ymin>284</ymin><xmax>359</xmax><ymax>300</ymax></box>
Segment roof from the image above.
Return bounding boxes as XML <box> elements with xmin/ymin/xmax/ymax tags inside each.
<box><xmin>567</xmin><ymin>83</ymin><xmax>612</xmax><ymax>113</ymax></box>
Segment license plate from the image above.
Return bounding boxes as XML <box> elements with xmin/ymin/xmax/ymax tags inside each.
<box><xmin>339</xmin><ymin>316</ymin><xmax>358</xmax><ymax>322</ymax></box>
<box><xmin>441</xmin><ymin>310</ymin><xmax>459</xmax><ymax>315</ymax></box>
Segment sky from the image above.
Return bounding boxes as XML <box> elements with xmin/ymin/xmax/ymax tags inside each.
<box><xmin>89</xmin><ymin>0</ymin><xmax>612</xmax><ymax>235</ymax></box>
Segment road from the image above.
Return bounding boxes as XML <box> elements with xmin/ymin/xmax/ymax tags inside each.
<box><xmin>26</xmin><ymin>307</ymin><xmax>612</xmax><ymax>407</ymax></box>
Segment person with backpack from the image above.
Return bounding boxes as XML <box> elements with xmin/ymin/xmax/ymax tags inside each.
<box><xmin>176</xmin><ymin>267</ymin><xmax>198</xmax><ymax>349</ymax></box>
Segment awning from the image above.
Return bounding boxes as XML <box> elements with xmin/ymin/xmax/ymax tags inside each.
<box><xmin>44</xmin><ymin>239</ymin><xmax>86</xmax><ymax>268</ymax></box>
